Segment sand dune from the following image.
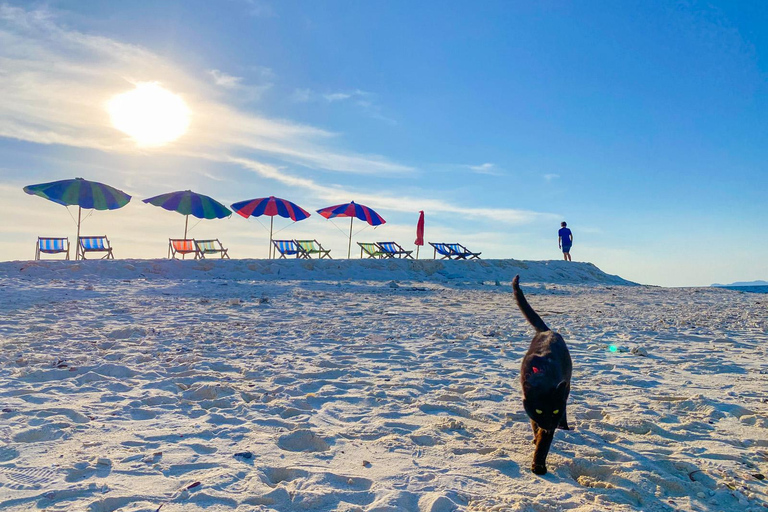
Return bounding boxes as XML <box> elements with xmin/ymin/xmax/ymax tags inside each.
<box><xmin>0</xmin><ymin>259</ymin><xmax>765</xmax><ymax>511</ymax></box>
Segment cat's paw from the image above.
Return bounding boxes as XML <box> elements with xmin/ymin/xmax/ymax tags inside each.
<box><xmin>532</xmin><ymin>464</ymin><xmax>547</xmax><ymax>475</ymax></box>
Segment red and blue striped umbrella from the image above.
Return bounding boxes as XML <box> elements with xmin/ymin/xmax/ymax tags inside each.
<box><xmin>23</xmin><ymin>177</ymin><xmax>132</xmax><ymax>260</ymax></box>
<box><xmin>231</xmin><ymin>196</ymin><xmax>311</xmax><ymax>258</ymax></box>
<box><xmin>143</xmin><ymin>190</ymin><xmax>231</xmax><ymax>239</ymax></box>
<box><xmin>317</xmin><ymin>201</ymin><xmax>386</xmax><ymax>258</ymax></box>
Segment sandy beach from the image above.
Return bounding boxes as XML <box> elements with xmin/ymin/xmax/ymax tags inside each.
<box><xmin>0</xmin><ymin>259</ymin><xmax>766</xmax><ymax>512</ymax></box>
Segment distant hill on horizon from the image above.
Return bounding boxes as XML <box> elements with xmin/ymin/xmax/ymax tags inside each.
<box><xmin>712</xmin><ymin>280</ymin><xmax>768</xmax><ymax>287</ymax></box>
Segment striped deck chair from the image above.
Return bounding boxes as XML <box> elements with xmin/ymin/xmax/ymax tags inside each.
<box><xmin>376</xmin><ymin>242</ymin><xmax>414</xmax><ymax>259</ymax></box>
<box><xmin>78</xmin><ymin>236</ymin><xmax>114</xmax><ymax>260</ymax></box>
<box><xmin>447</xmin><ymin>243</ymin><xmax>481</xmax><ymax>259</ymax></box>
<box><xmin>429</xmin><ymin>242</ymin><xmax>454</xmax><ymax>259</ymax></box>
<box><xmin>169</xmin><ymin>238</ymin><xmax>199</xmax><ymax>259</ymax></box>
<box><xmin>35</xmin><ymin>237</ymin><xmax>70</xmax><ymax>260</ymax></box>
<box><xmin>295</xmin><ymin>240</ymin><xmax>332</xmax><ymax>259</ymax></box>
<box><xmin>195</xmin><ymin>239</ymin><xmax>230</xmax><ymax>259</ymax></box>
<box><xmin>358</xmin><ymin>242</ymin><xmax>384</xmax><ymax>259</ymax></box>
<box><xmin>272</xmin><ymin>240</ymin><xmax>306</xmax><ymax>259</ymax></box>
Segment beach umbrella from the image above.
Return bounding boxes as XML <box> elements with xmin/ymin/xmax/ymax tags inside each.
<box><xmin>415</xmin><ymin>210</ymin><xmax>425</xmax><ymax>259</ymax></box>
<box><xmin>143</xmin><ymin>190</ymin><xmax>231</xmax><ymax>240</ymax></box>
<box><xmin>23</xmin><ymin>177</ymin><xmax>132</xmax><ymax>260</ymax></box>
<box><xmin>231</xmin><ymin>196</ymin><xmax>311</xmax><ymax>258</ymax></box>
<box><xmin>316</xmin><ymin>201</ymin><xmax>386</xmax><ymax>258</ymax></box>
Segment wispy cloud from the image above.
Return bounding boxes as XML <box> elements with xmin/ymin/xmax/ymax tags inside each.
<box><xmin>208</xmin><ymin>69</ymin><xmax>243</xmax><ymax>89</ymax></box>
<box><xmin>544</xmin><ymin>173</ymin><xmax>560</xmax><ymax>182</ymax></box>
<box><xmin>292</xmin><ymin>88</ymin><xmax>396</xmax><ymax>125</ymax></box>
<box><xmin>0</xmin><ymin>5</ymin><xmax>554</xmax><ymax>230</ymax></box>
<box><xmin>467</xmin><ymin>163</ymin><xmax>504</xmax><ymax>176</ymax></box>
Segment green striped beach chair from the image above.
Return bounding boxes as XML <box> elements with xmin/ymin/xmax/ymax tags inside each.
<box><xmin>358</xmin><ymin>242</ymin><xmax>384</xmax><ymax>259</ymax></box>
<box><xmin>295</xmin><ymin>239</ymin><xmax>332</xmax><ymax>259</ymax></box>
<box><xmin>195</xmin><ymin>239</ymin><xmax>230</xmax><ymax>259</ymax></box>
<box><xmin>78</xmin><ymin>236</ymin><xmax>114</xmax><ymax>260</ymax></box>
<box><xmin>35</xmin><ymin>237</ymin><xmax>70</xmax><ymax>260</ymax></box>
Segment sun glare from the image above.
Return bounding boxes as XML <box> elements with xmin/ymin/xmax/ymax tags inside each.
<box><xmin>108</xmin><ymin>82</ymin><xmax>191</xmax><ymax>147</ymax></box>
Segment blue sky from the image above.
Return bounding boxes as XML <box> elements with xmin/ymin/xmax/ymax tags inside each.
<box><xmin>0</xmin><ymin>1</ymin><xmax>766</xmax><ymax>286</ymax></box>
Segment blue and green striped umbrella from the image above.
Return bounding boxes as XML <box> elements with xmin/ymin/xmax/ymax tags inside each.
<box><xmin>143</xmin><ymin>190</ymin><xmax>231</xmax><ymax>239</ymax></box>
<box><xmin>23</xmin><ymin>177</ymin><xmax>132</xmax><ymax>260</ymax></box>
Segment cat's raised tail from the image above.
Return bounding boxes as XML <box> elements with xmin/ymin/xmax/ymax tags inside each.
<box><xmin>512</xmin><ymin>275</ymin><xmax>550</xmax><ymax>333</ymax></box>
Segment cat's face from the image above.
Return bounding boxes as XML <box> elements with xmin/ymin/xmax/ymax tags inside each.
<box><xmin>523</xmin><ymin>380</ymin><xmax>569</xmax><ymax>430</ymax></box>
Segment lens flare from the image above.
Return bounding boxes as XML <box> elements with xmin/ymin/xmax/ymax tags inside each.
<box><xmin>608</xmin><ymin>344</ymin><xmax>618</xmax><ymax>353</ymax></box>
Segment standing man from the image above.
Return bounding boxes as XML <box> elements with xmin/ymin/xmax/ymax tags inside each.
<box><xmin>558</xmin><ymin>221</ymin><xmax>573</xmax><ymax>261</ymax></box>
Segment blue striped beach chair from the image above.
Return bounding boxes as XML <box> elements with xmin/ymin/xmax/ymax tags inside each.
<box><xmin>35</xmin><ymin>237</ymin><xmax>70</xmax><ymax>260</ymax></box>
<box><xmin>78</xmin><ymin>236</ymin><xmax>113</xmax><ymax>260</ymax></box>
<box><xmin>429</xmin><ymin>242</ymin><xmax>454</xmax><ymax>259</ymax></box>
<box><xmin>195</xmin><ymin>239</ymin><xmax>230</xmax><ymax>259</ymax></box>
<box><xmin>272</xmin><ymin>240</ymin><xmax>307</xmax><ymax>259</ymax></box>
<box><xmin>376</xmin><ymin>242</ymin><xmax>414</xmax><ymax>259</ymax></box>
<box><xmin>447</xmin><ymin>243</ymin><xmax>481</xmax><ymax>259</ymax></box>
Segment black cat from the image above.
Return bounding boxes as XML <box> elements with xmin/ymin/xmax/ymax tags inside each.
<box><xmin>512</xmin><ymin>275</ymin><xmax>572</xmax><ymax>475</ymax></box>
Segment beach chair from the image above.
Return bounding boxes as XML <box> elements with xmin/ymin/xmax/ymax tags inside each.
<box><xmin>195</xmin><ymin>239</ymin><xmax>230</xmax><ymax>259</ymax></box>
<box><xmin>35</xmin><ymin>237</ymin><xmax>70</xmax><ymax>260</ymax></box>
<box><xmin>429</xmin><ymin>242</ymin><xmax>454</xmax><ymax>260</ymax></box>
<box><xmin>78</xmin><ymin>236</ymin><xmax>114</xmax><ymax>260</ymax></box>
<box><xmin>447</xmin><ymin>243</ymin><xmax>481</xmax><ymax>259</ymax></box>
<box><xmin>377</xmin><ymin>242</ymin><xmax>414</xmax><ymax>259</ymax></box>
<box><xmin>169</xmin><ymin>238</ymin><xmax>199</xmax><ymax>259</ymax></box>
<box><xmin>272</xmin><ymin>240</ymin><xmax>306</xmax><ymax>259</ymax></box>
<box><xmin>358</xmin><ymin>242</ymin><xmax>385</xmax><ymax>259</ymax></box>
<box><xmin>295</xmin><ymin>239</ymin><xmax>332</xmax><ymax>259</ymax></box>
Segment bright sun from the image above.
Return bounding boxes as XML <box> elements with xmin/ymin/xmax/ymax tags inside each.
<box><xmin>108</xmin><ymin>82</ymin><xmax>191</xmax><ymax>147</ymax></box>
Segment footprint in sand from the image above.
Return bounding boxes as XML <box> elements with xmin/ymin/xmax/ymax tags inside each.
<box><xmin>0</xmin><ymin>466</ymin><xmax>60</xmax><ymax>490</ymax></box>
<box><xmin>277</xmin><ymin>430</ymin><xmax>331</xmax><ymax>452</ymax></box>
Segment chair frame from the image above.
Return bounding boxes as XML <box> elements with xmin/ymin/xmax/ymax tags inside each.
<box><xmin>169</xmin><ymin>238</ymin><xmax>200</xmax><ymax>259</ymax></box>
<box><xmin>358</xmin><ymin>242</ymin><xmax>385</xmax><ymax>259</ymax></box>
<box><xmin>376</xmin><ymin>241</ymin><xmax>414</xmax><ymax>259</ymax></box>
<box><xmin>35</xmin><ymin>237</ymin><xmax>70</xmax><ymax>260</ymax></box>
<box><xmin>78</xmin><ymin>235</ymin><xmax>114</xmax><ymax>260</ymax></box>
<box><xmin>448</xmin><ymin>243</ymin><xmax>481</xmax><ymax>259</ymax></box>
<box><xmin>429</xmin><ymin>242</ymin><xmax>454</xmax><ymax>260</ymax></box>
<box><xmin>272</xmin><ymin>239</ymin><xmax>307</xmax><ymax>259</ymax></box>
<box><xmin>195</xmin><ymin>239</ymin><xmax>230</xmax><ymax>259</ymax></box>
<box><xmin>295</xmin><ymin>239</ymin><xmax>332</xmax><ymax>259</ymax></box>
<box><xmin>429</xmin><ymin>242</ymin><xmax>482</xmax><ymax>260</ymax></box>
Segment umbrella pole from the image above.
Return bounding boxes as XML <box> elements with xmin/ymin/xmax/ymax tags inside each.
<box><xmin>348</xmin><ymin>217</ymin><xmax>353</xmax><ymax>259</ymax></box>
<box><xmin>416</xmin><ymin>246</ymin><xmax>420</xmax><ymax>260</ymax></box>
<box><xmin>269</xmin><ymin>216</ymin><xmax>274</xmax><ymax>259</ymax></box>
<box><xmin>183</xmin><ymin>215</ymin><xmax>189</xmax><ymax>260</ymax></box>
<box><xmin>75</xmin><ymin>206</ymin><xmax>82</xmax><ymax>260</ymax></box>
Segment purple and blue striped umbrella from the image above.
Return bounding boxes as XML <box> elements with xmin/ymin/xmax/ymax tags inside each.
<box><xmin>143</xmin><ymin>190</ymin><xmax>231</xmax><ymax>239</ymax></box>
<box><xmin>23</xmin><ymin>177</ymin><xmax>132</xmax><ymax>260</ymax></box>
<box><xmin>231</xmin><ymin>196</ymin><xmax>311</xmax><ymax>258</ymax></box>
<box><xmin>317</xmin><ymin>201</ymin><xmax>386</xmax><ymax>258</ymax></box>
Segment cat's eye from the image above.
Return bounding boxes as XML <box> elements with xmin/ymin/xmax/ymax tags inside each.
<box><xmin>553</xmin><ymin>409</ymin><xmax>559</xmax><ymax>414</ymax></box>
<box><xmin>535</xmin><ymin>409</ymin><xmax>542</xmax><ymax>414</ymax></box>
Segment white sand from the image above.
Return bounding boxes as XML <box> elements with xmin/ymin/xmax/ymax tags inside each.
<box><xmin>0</xmin><ymin>259</ymin><xmax>766</xmax><ymax>512</ymax></box>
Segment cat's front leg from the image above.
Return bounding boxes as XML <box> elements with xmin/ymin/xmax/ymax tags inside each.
<box><xmin>532</xmin><ymin>427</ymin><xmax>556</xmax><ymax>475</ymax></box>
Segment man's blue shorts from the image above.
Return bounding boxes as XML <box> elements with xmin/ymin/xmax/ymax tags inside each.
<box><xmin>562</xmin><ymin>245</ymin><xmax>571</xmax><ymax>253</ymax></box>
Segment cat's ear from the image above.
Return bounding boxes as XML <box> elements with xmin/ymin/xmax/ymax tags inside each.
<box><xmin>523</xmin><ymin>381</ymin><xmax>533</xmax><ymax>393</ymax></box>
<box><xmin>556</xmin><ymin>380</ymin><xmax>570</xmax><ymax>394</ymax></box>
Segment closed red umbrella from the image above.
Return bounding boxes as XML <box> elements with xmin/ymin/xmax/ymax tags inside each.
<box><xmin>415</xmin><ymin>210</ymin><xmax>425</xmax><ymax>259</ymax></box>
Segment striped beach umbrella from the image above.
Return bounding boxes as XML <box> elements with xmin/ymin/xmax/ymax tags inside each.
<box><xmin>317</xmin><ymin>201</ymin><xmax>386</xmax><ymax>258</ymax></box>
<box><xmin>231</xmin><ymin>196</ymin><xmax>311</xmax><ymax>258</ymax></box>
<box><xmin>143</xmin><ymin>190</ymin><xmax>231</xmax><ymax>239</ymax></box>
<box><xmin>23</xmin><ymin>177</ymin><xmax>132</xmax><ymax>260</ymax></box>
